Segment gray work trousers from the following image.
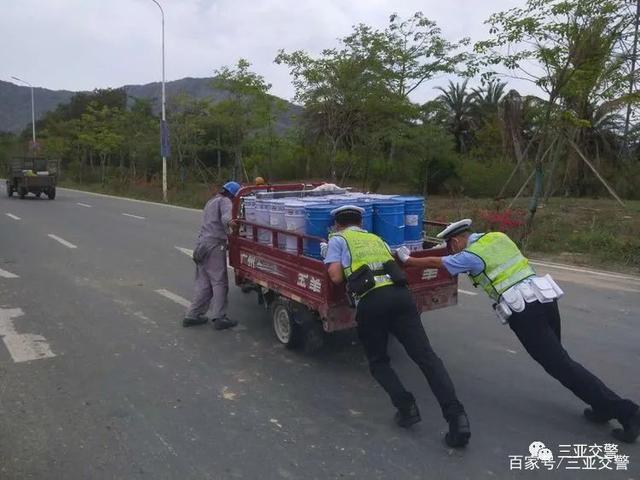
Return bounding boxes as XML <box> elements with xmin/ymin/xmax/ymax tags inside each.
<box><xmin>185</xmin><ymin>243</ymin><xmax>228</xmax><ymax>319</ymax></box>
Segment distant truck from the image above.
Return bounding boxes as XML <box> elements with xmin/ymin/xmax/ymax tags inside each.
<box><xmin>6</xmin><ymin>157</ymin><xmax>58</xmax><ymax>199</ymax></box>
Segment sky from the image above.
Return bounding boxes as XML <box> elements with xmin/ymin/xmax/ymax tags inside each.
<box><xmin>1</xmin><ymin>0</ymin><xmax>533</xmax><ymax>104</ymax></box>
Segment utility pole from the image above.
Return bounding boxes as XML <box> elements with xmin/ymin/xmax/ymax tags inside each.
<box><xmin>150</xmin><ymin>0</ymin><xmax>168</xmax><ymax>202</ymax></box>
<box><xmin>11</xmin><ymin>76</ymin><xmax>36</xmax><ymax>150</ymax></box>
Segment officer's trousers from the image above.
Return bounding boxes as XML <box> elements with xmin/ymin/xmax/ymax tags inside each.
<box><xmin>355</xmin><ymin>285</ymin><xmax>465</xmax><ymax>421</ymax></box>
<box><xmin>509</xmin><ymin>300</ymin><xmax>638</xmax><ymax>422</ymax></box>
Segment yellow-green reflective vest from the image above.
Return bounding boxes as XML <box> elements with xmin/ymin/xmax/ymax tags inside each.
<box><xmin>465</xmin><ymin>232</ymin><xmax>536</xmax><ymax>301</ymax></box>
<box><xmin>330</xmin><ymin>228</ymin><xmax>394</xmax><ymax>294</ymax></box>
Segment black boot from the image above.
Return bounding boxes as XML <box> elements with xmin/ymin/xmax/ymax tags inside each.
<box><xmin>182</xmin><ymin>315</ymin><xmax>209</xmax><ymax>327</ymax></box>
<box><xmin>445</xmin><ymin>413</ymin><xmax>471</xmax><ymax>448</ymax></box>
<box><xmin>583</xmin><ymin>407</ymin><xmax>612</xmax><ymax>424</ymax></box>
<box><xmin>394</xmin><ymin>402</ymin><xmax>421</xmax><ymax>428</ymax></box>
<box><xmin>214</xmin><ymin>316</ymin><xmax>238</xmax><ymax>330</ymax></box>
<box><xmin>612</xmin><ymin>411</ymin><xmax>640</xmax><ymax>443</ymax></box>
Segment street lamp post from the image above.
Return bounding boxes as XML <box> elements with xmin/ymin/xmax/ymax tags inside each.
<box><xmin>11</xmin><ymin>76</ymin><xmax>36</xmax><ymax>149</ymax></box>
<box><xmin>150</xmin><ymin>0</ymin><xmax>168</xmax><ymax>202</ymax></box>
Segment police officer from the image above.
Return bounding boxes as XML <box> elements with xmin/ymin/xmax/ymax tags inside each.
<box><xmin>183</xmin><ymin>181</ymin><xmax>241</xmax><ymax>330</ymax></box>
<box><xmin>397</xmin><ymin>219</ymin><xmax>640</xmax><ymax>443</ymax></box>
<box><xmin>323</xmin><ymin>206</ymin><xmax>471</xmax><ymax>448</ymax></box>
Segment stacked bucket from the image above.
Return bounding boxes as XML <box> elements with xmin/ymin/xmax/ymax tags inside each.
<box><xmin>242</xmin><ymin>192</ymin><xmax>425</xmax><ymax>259</ymax></box>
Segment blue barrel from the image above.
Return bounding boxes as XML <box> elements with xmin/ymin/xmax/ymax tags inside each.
<box><xmin>394</xmin><ymin>196</ymin><xmax>425</xmax><ymax>242</ymax></box>
<box><xmin>357</xmin><ymin>202</ymin><xmax>373</xmax><ymax>232</ymax></box>
<box><xmin>373</xmin><ymin>200</ymin><xmax>405</xmax><ymax>248</ymax></box>
<box><xmin>304</xmin><ymin>204</ymin><xmax>335</xmax><ymax>258</ymax></box>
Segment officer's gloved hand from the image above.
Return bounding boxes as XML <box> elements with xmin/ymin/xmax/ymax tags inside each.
<box><xmin>320</xmin><ymin>242</ymin><xmax>328</xmax><ymax>259</ymax></box>
<box><xmin>396</xmin><ymin>246</ymin><xmax>411</xmax><ymax>263</ymax></box>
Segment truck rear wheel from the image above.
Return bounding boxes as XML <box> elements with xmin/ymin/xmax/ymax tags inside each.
<box><xmin>47</xmin><ymin>187</ymin><xmax>56</xmax><ymax>200</ymax></box>
<box><xmin>270</xmin><ymin>298</ymin><xmax>324</xmax><ymax>353</ymax></box>
<box><xmin>18</xmin><ymin>187</ymin><xmax>27</xmax><ymax>199</ymax></box>
<box><xmin>6</xmin><ymin>181</ymin><xmax>12</xmax><ymax>197</ymax></box>
<box><xmin>272</xmin><ymin>300</ymin><xmax>304</xmax><ymax>349</ymax></box>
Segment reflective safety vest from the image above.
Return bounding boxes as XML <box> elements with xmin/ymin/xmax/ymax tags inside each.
<box><xmin>465</xmin><ymin>232</ymin><xmax>536</xmax><ymax>301</ymax></box>
<box><xmin>330</xmin><ymin>228</ymin><xmax>394</xmax><ymax>294</ymax></box>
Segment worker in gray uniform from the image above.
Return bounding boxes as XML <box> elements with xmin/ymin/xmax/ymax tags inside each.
<box><xmin>183</xmin><ymin>181</ymin><xmax>241</xmax><ymax>330</ymax></box>
<box><xmin>396</xmin><ymin>219</ymin><xmax>639</xmax><ymax>443</ymax></box>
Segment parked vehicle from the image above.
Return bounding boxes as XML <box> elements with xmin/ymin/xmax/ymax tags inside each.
<box><xmin>228</xmin><ymin>183</ymin><xmax>458</xmax><ymax>352</ymax></box>
<box><xmin>6</xmin><ymin>157</ymin><xmax>58</xmax><ymax>200</ymax></box>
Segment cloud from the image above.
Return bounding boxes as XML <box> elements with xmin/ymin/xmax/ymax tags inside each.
<box><xmin>1</xmin><ymin>0</ymin><xmax>531</xmax><ymax>102</ymax></box>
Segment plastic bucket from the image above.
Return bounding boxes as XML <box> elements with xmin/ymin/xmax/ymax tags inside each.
<box><xmin>284</xmin><ymin>201</ymin><xmax>306</xmax><ymax>253</ymax></box>
<box><xmin>357</xmin><ymin>202</ymin><xmax>374</xmax><ymax>232</ymax></box>
<box><xmin>394</xmin><ymin>196</ymin><xmax>425</xmax><ymax>242</ymax></box>
<box><xmin>255</xmin><ymin>200</ymin><xmax>272</xmax><ymax>245</ymax></box>
<box><xmin>268</xmin><ymin>200</ymin><xmax>287</xmax><ymax>249</ymax></box>
<box><xmin>373</xmin><ymin>200</ymin><xmax>405</xmax><ymax>248</ymax></box>
<box><xmin>304</xmin><ymin>204</ymin><xmax>334</xmax><ymax>258</ymax></box>
<box><xmin>243</xmin><ymin>196</ymin><xmax>257</xmax><ymax>238</ymax></box>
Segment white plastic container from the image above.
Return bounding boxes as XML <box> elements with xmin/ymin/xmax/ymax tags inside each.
<box><xmin>284</xmin><ymin>201</ymin><xmax>306</xmax><ymax>253</ymax></box>
<box><xmin>269</xmin><ymin>199</ymin><xmax>287</xmax><ymax>249</ymax></box>
<box><xmin>243</xmin><ymin>196</ymin><xmax>257</xmax><ymax>238</ymax></box>
<box><xmin>255</xmin><ymin>200</ymin><xmax>272</xmax><ymax>245</ymax></box>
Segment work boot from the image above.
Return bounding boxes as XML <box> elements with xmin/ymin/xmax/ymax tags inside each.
<box><xmin>182</xmin><ymin>315</ymin><xmax>209</xmax><ymax>327</ymax></box>
<box><xmin>583</xmin><ymin>407</ymin><xmax>612</xmax><ymax>424</ymax></box>
<box><xmin>612</xmin><ymin>411</ymin><xmax>640</xmax><ymax>443</ymax></box>
<box><xmin>445</xmin><ymin>413</ymin><xmax>471</xmax><ymax>448</ymax></box>
<box><xmin>213</xmin><ymin>316</ymin><xmax>238</xmax><ymax>330</ymax></box>
<box><xmin>394</xmin><ymin>402</ymin><xmax>421</xmax><ymax>428</ymax></box>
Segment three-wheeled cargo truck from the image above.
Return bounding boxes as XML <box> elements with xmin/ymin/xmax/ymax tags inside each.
<box><xmin>6</xmin><ymin>157</ymin><xmax>58</xmax><ymax>199</ymax></box>
<box><xmin>228</xmin><ymin>183</ymin><xmax>458</xmax><ymax>352</ymax></box>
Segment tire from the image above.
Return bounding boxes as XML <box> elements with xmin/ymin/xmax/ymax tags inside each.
<box><xmin>271</xmin><ymin>300</ymin><xmax>304</xmax><ymax>349</ymax></box>
<box><xmin>270</xmin><ymin>298</ymin><xmax>324</xmax><ymax>352</ymax></box>
<box><xmin>6</xmin><ymin>181</ymin><xmax>12</xmax><ymax>197</ymax></box>
<box><xmin>47</xmin><ymin>187</ymin><xmax>56</xmax><ymax>200</ymax></box>
<box><xmin>18</xmin><ymin>187</ymin><xmax>27</xmax><ymax>199</ymax></box>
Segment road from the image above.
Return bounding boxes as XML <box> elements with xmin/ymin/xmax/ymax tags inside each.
<box><xmin>1</xmin><ymin>186</ymin><xmax>638</xmax><ymax>480</ymax></box>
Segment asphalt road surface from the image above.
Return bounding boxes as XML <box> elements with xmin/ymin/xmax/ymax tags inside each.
<box><xmin>1</xmin><ymin>186</ymin><xmax>638</xmax><ymax>480</ymax></box>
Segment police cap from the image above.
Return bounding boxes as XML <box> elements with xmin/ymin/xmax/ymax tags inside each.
<box><xmin>436</xmin><ymin>219</ymin><xmax>472</xmax><ymax>240</ymax></box>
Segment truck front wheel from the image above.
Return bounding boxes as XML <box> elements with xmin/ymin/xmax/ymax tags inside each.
<box><xmin>6</xmin><ymin>181</ymin><xmax>12</xmax><ymax>197</ymax></box>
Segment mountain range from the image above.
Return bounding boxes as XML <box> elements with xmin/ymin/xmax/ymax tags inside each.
<box><xmin>0</xmin><ymin>77</ymin><xmax>302</xmax><ymax>134</ymax></box>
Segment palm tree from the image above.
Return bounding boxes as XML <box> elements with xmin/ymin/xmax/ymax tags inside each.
<box><xmin>435</xmin><ymin>79</ymin><xmax>476</xmax><ymax>153</ymax></box>
<box><xmin>472</xmin><ymin>80</ymin><xmax>507</xmax><ymax>117</ymax></box>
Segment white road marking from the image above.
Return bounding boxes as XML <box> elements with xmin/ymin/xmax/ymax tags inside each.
<box><xmin>0</xmin><ymin>307</ymin><xmax>56</xmax><ymax>363</ymax></box>
<box><xmin>5</xmin><ymin>213</ymin><xmax>21</xmax><ymax>220</ymax></box>
<box><xmin>175</xmin><ymin>246</ymin><xmax>194</xmax><ymax>257</ymax></box>
<box><xmin>76</xmin><ymin>202</ymin><xmax>92</xmax><ymax>208</ymax></box>
<box><xmin>155</xmin><ymin>289</ymin><xmax>190</xmax><ymax>307</ymax></box>
<box><xmin>122</xmin><ymin>213</ymin><xmax>146</xmax><ymax>220</ymax></box>
<box><xmin>505</xmin><ymin>349</ymin><xmax>517</xmax><ymax>355</ymax></box>
<box><xmin>459</xmin><ymin>289</ymin><xmax>478</xmax><ymax>296</ymax></box>
<box><xmin>0</xmin><ymin>267</ymin><xmax>19</xmax><ymax>279</ymax></box>
<box><xmin>47</xmin><ymin>234</ymin><xmax>78</xmax><ymax>249</ymax></box>
<box><xmin>57</xmin><ymin>186</ymin><xmax>200</xmax><ymax>212</ymax></box>
<box><xmin>530</xmin><ymin>260</ymin><xmax>639</xmax><ymax>281</ymax></box>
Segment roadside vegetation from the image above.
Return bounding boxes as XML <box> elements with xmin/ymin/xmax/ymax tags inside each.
<box><xmin>2</xmin><ymin>0</ymin><xmax>639</xmax><ymax>272</ymax></box>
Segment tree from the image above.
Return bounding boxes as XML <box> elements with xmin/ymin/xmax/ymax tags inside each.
<box><xmin>435</xmin><ymin>80</ymin><xmax>477</xmax><ymax>153</ymax></box>
<box><xmin>341</xmin><ymin>12</ymin><xmax>470</xmax><ymax>166</ymax></box>
<box><xmin>212</xmin><ymin>59</ymin><xmax>273</xmax><ymax>180</ymax></box>
<box><xmin>476</xmin><ymin>0</ymin><xmax>636</xmax><ymax>222</ymax></box>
